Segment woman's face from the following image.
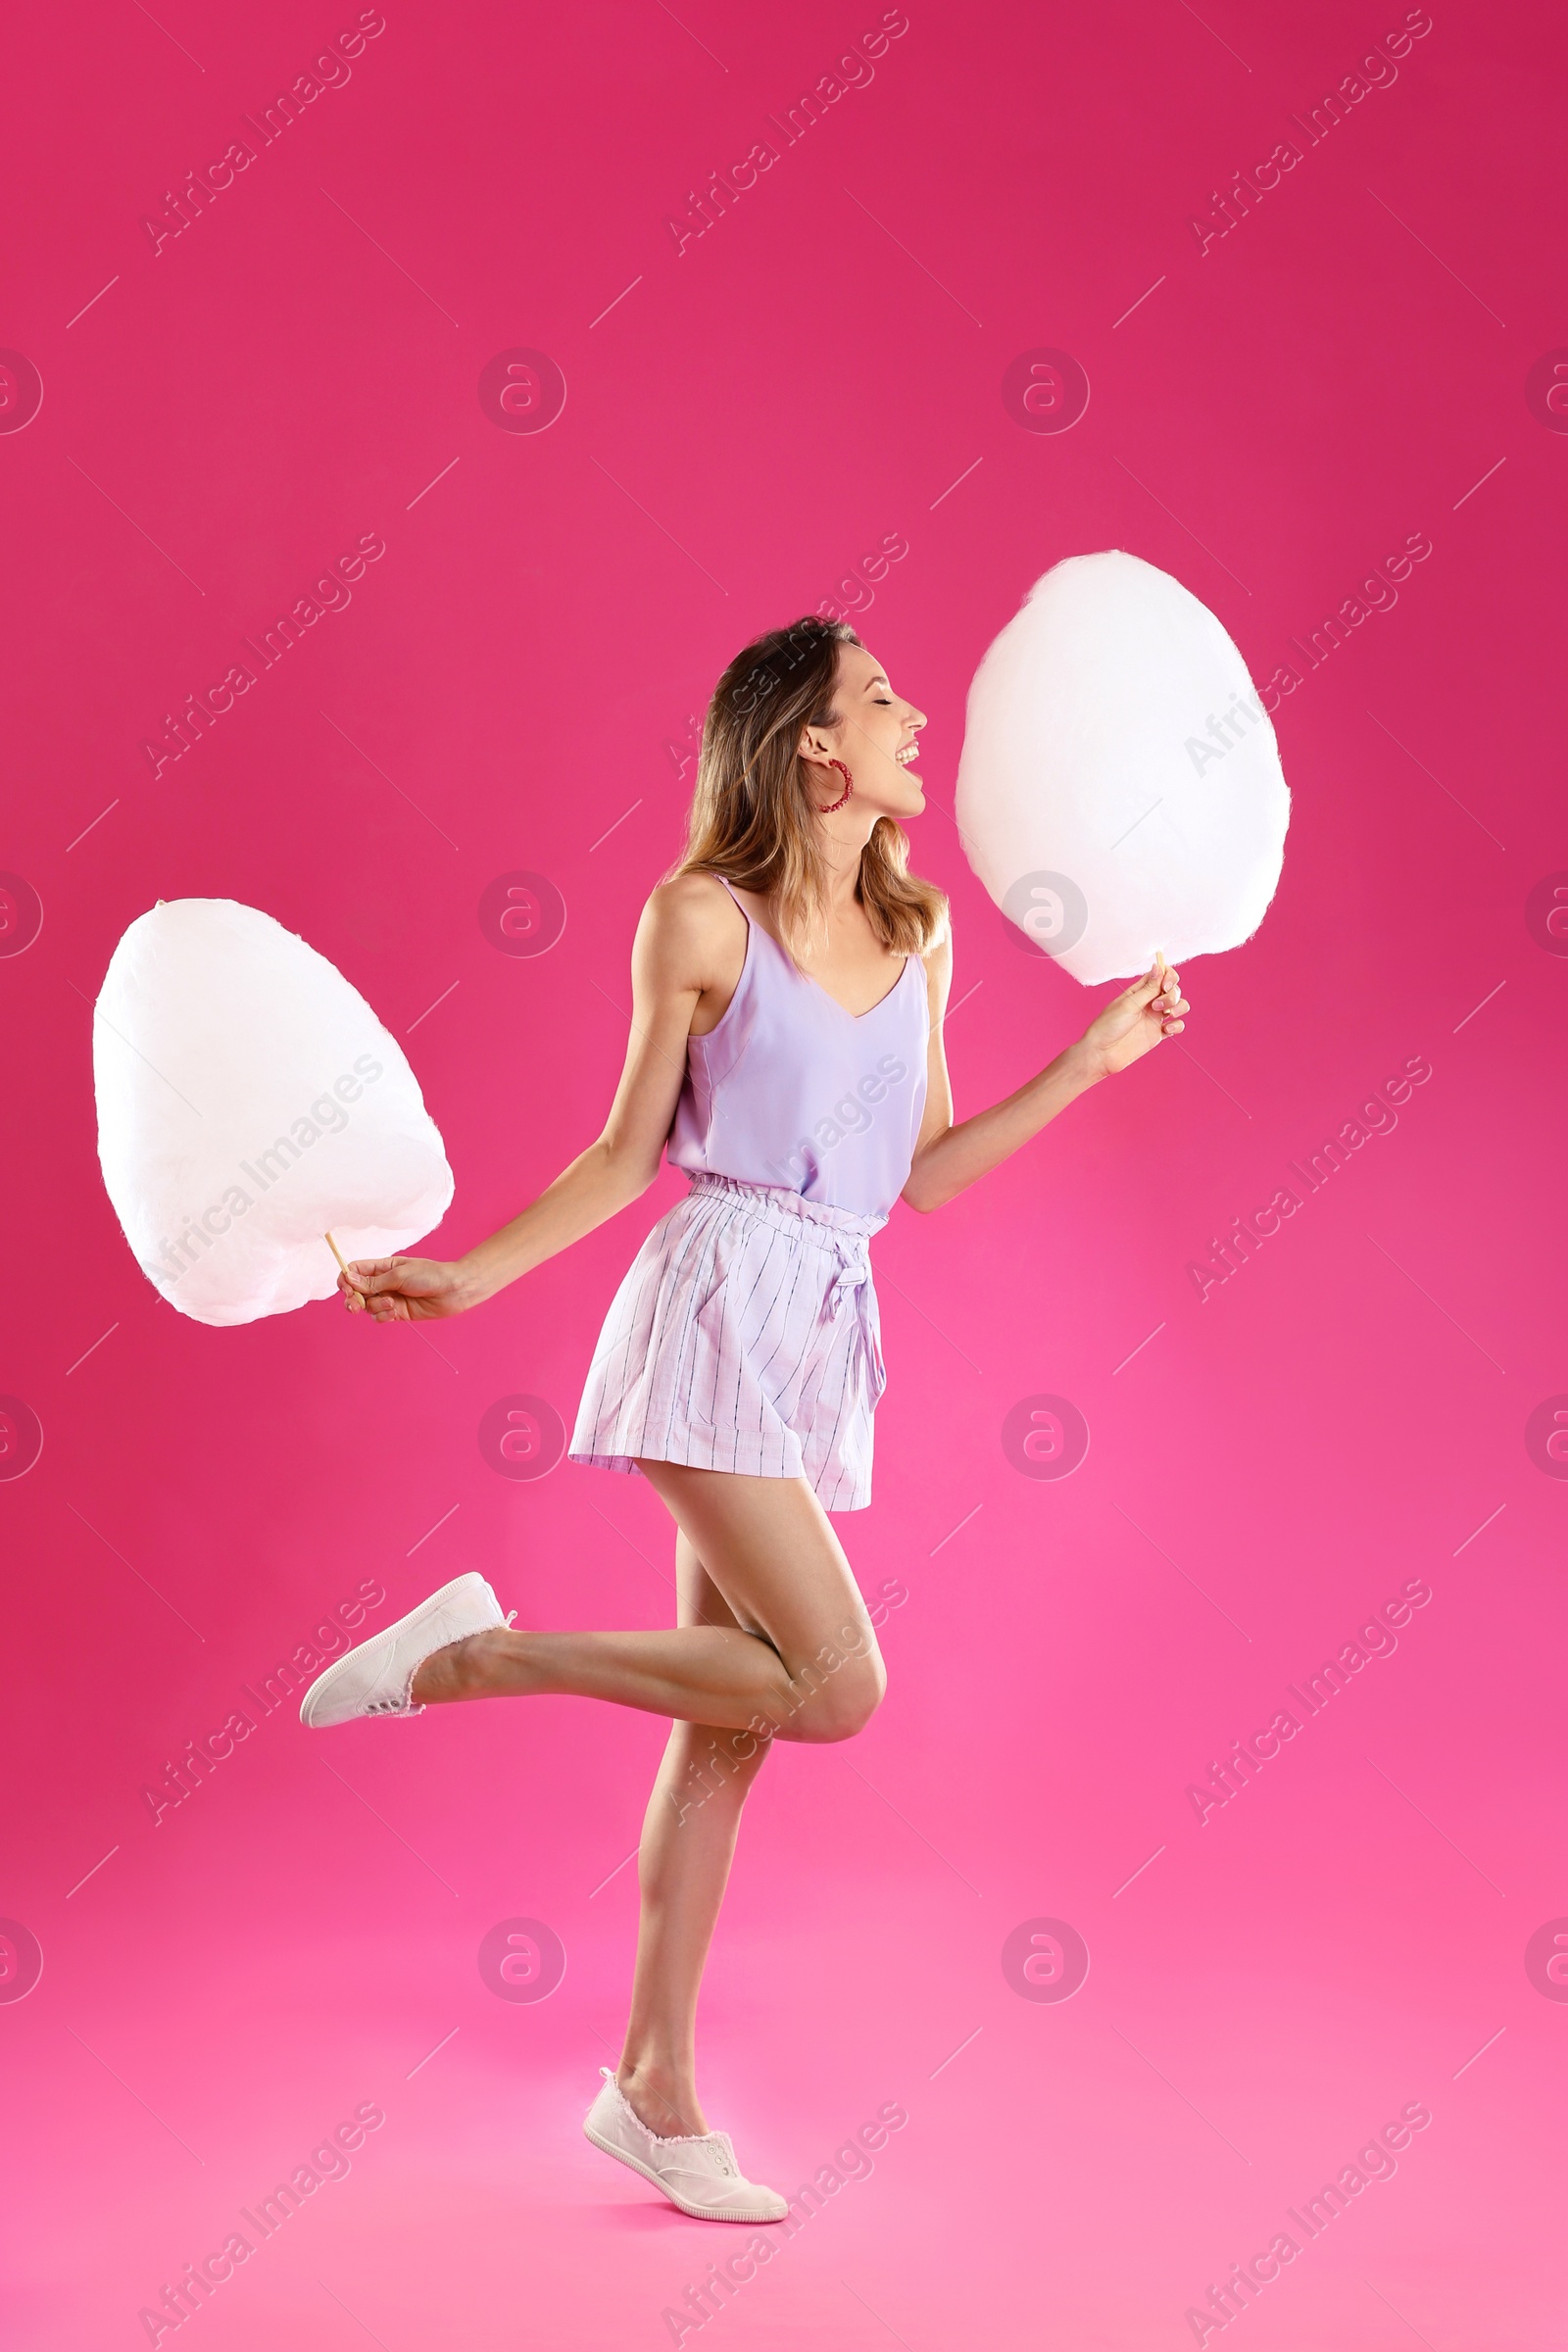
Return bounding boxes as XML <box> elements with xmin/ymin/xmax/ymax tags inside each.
<box><xmin>800</xmin><ymin>642</ymin><xmax>928</xmax><ymax>823</ymax></box>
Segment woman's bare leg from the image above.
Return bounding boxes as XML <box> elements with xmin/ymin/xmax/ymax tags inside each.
<box><xmin>613</xmin><ymin>1533</ymin><xmax>769</xmax><ymax>2137</ymax></box>
<box><xmin>411</xmin><ymin>1464</ymin><xmax>886</xmax><ymax>2134</ymax></box>
<box><xmin>411</xmin><ymin>1464</ymin><xmax>885</xmax><ymax>2136</ymax></box>
<box><xmin>410</xmin><ymin>1464</ymin><xmax>886</xmax><ymax>1746</ymax></box>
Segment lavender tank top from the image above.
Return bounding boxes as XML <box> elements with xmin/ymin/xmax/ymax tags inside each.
<box><xmin>667</xmin><ymin>880</ymin><xmax>930</xmax><ymax>1218</ymax></box>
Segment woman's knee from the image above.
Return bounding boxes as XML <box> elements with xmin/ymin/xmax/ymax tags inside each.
<box><xmin>823</xmin><ymin>1655</ymin><xmax>887</xmax><ymax>1741</ymax></box>
<box><xmin>778</xmin><ymin>1645</ymin><xmax>887</xmax><ymax>1743</ymax></box>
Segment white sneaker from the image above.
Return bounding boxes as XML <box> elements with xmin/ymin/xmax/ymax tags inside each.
<box><xmin>298</xmin><ymin>1572</ymin><xmax>510</xmax><ymax>1728</ymax></box>
<box><xmin>583</xmin><ymin>2068</ymin><xmax>788</xmax><ymax>2224</ymax></box>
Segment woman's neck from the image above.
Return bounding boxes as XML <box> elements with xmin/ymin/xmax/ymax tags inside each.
<box><xmin>817</xmin><ymin>821</ymin><xmax>874</xmax><ymax>916</ymax></box>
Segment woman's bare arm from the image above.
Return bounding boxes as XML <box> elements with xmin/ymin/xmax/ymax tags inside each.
<box><xmin>901</xmin><ymin>929</ymin><xmax>1188</xmax><ymax>1214</ymax></box>
<box><xmin>342</xmin><ymin>876</ymin><xmax>741</xmax><ymax>1320</ymax></box>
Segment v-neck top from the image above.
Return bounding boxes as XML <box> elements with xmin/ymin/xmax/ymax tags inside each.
<box><xmin>665</xmin><ymin>878</ymin><xmax>930</xmax><ymax>1218</ymax></box>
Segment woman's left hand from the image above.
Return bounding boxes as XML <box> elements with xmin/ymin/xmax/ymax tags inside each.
<box><xmin>1081</xmin><ymin>955</ymin><xmax>1189</xmax><ymax>1079</ymax></box>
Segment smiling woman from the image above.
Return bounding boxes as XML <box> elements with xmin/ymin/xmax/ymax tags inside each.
<box><xmin>306</xmin><ymin>608</ymin><xmax>1189</xmax><ymax>2224</ymax></box>
<box><xmin>677</xmin><ymin>617</ymin><xmax>944</xmax><ymax>966</ymax></box>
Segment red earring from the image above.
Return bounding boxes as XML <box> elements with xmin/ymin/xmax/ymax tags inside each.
<box><xmin>818</xmin><ymin>759</ymin><xmax>854</xmax><ymax>812</ymax></box>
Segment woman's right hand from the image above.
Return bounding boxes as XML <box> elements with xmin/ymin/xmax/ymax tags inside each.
<box><xmin>339</xmin><ymin>1255</ymin><xmax>472</xmax><ymax>1322</ymax></box>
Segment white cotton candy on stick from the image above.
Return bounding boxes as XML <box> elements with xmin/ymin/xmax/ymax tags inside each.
<box><xmin>94</xmin><ymin>899</ymin><xmax>454</xmax><ymax>1326</ymax></box>
<box><xmin>955</xmin><ymin>550</ymin><xmax>1290</xmax><ymax>984</ymax></box>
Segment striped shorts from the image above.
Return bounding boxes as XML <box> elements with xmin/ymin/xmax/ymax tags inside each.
<box><xmin>569</xmin><ymin>1172</ymin><xmax>889</xmax><ymax>1512</ymax></box>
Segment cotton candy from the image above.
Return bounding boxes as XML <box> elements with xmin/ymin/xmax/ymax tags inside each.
<box><xmin>94</xmin><ymin>899</ymin><xmax>454</xmax><ymax>1326</ymax></box>
<box><xmin>954</xmin><ymin>551</ymin><xmax>1290</xmax><ymax>983</ymax></box>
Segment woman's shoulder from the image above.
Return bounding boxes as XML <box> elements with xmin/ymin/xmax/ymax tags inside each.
<box><xmin>638</xmin><ymin>868</ymin><xmax>749</xmax><ymax>982</ymax></box>
<box><xmin>646</xmin><ymin>867</ymin><xmax>744</xmax><ymax>930</ymax></box>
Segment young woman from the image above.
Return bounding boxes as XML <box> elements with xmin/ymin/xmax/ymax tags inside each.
<box><xmin>299</xmin><ymin>614</ymin><xmax>1189</xmax><ymax>2224</ymax></box>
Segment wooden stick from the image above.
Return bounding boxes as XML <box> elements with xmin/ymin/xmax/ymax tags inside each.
<box><xmin>324</xmin><ymin>1229</ymin><xmax>368</xmax><ymax>1312</ymax></box>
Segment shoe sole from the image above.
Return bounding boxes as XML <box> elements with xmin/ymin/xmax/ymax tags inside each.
<box><xmin>299</xmin><ymin>1572</ymin><xmax>499</xmax><ymax>1728</ymax></box>
<box><xmin>583</xmin><ymin>2121</ymin><xmax>786</xmax><ymax>2225</ymax></box>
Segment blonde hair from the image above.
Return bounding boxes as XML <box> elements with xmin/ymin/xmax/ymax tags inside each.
<box><xmin>673</xmin><ymin>615</ymin><xmax>947</xmax><ymax>963</ymax></box>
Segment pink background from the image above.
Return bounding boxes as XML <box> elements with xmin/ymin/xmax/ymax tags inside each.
<box><xmin>2</xmin><ymin>2</ymin><xmax>1565</xmax><ymax>2345</ymax></box>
